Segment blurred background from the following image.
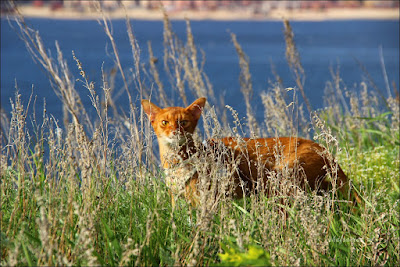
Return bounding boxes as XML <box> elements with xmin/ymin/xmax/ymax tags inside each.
<box><xmin>2</xmin><ymin>0</ymin><xmax>399</xmax><ymax>17</ymax></box>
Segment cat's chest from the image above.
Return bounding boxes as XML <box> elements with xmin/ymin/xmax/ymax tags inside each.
<box><xmin>164</xmin><ymin>157</ymin><xmax>197</xmax><ymax>195</ymax></box>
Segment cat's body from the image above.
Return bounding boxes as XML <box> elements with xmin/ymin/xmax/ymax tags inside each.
<box><xmin>142</xmin><ymin>97</ymin><xmax>360</xmax><ymax>205</ymax></box>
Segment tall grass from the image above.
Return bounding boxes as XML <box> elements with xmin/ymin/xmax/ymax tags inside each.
<box><xmin>1</xmin><ymin>2</ymin><xmax>399</xmax><ymax>266</ymax></box>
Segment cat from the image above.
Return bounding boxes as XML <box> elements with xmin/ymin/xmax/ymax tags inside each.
<box><xmin>141</xmin><ymin>97</ymin><xmax>361</xmax><ymax>206</ymax></box>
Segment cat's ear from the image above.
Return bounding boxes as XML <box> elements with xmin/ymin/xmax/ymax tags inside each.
<box><xmin>186</xmin><ymin>97</ymin><xmax>206</xmax><ymax>120</ymax></box>
<box><xmin>141</xmin><ymin>100</ymin><xmax>161</xmax><ymax>123</ymax></box>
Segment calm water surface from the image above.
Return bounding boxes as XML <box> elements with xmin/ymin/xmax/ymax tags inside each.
<box><xmin>1</xmin><ymin>18</ymin><xmax>399</xmax><ymax>124</ymax></box>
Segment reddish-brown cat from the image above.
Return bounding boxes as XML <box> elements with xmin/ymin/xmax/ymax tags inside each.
<box><xmin>142</xmin><ymin>97</ymin><xmax>360</xmax><ymax>205</ymax></box>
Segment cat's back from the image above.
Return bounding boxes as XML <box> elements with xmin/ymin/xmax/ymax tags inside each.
<box><xmin>213</xmin><ymin>136</ymin><xmax>319</xmax><ymax>152</ymax></box>
<box><xmin>207</xmin><ymin>136</ymin><xmax>325</xmax><ymax>164</ymax></box>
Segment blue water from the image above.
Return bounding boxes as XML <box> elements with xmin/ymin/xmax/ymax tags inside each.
<box><xmin>1</xmin><ymin>18</ymin><xmax>399</xmax><ymax>125</ymax></box>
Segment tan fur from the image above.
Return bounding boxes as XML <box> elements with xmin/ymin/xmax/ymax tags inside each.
<box><xmin>142</xmin><ymin>97</ymin><xmax>361</xmax><ymax>206</ymax></box>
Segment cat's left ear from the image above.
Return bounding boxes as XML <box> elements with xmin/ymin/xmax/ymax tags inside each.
<box><xmin>186</xmin><ymin>97</ymin><xmax>206</xmax><ymax>120</ymax></box>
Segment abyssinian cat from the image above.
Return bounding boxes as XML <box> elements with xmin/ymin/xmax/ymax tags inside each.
<box><xmin>142</xmin><ymin>97</ymin><xmax>361</xmax><ymax>206</ymax></box>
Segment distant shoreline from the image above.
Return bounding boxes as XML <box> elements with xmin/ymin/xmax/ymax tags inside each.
<box><xmin>10</xmin><ymin>4</ymin><xmax>400</xmax><ymax>21</ymax></box>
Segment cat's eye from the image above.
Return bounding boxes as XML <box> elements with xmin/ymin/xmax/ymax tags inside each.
<box><xmin>161</xmin><ymin>120</ymin><xmax>169</xmax><ymax>126</ymax></box>
<box><xmin>179</xmin><ymin>120</ymin><xmax>188</xmax><ymax>127</ymax></box>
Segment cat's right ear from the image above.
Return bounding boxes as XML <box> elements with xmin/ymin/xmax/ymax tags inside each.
<box><xmin>141</xmin><ymin>100</ymin><xmax>161</xmax><ymax>123</ymax></box>
<box><xmin>186</xmin><ymin>97</ymin><xmax>206</xmax><ymax>120</ymax></box>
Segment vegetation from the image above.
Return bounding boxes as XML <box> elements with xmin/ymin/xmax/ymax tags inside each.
<box><xmin>1</xmin><ymin>3</ymin><xmax>399</xmax><ymax>266</ymax></box>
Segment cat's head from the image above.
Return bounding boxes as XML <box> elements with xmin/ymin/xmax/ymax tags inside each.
<box><xmin>141</xmin><ymin>98</ymin><xmax>206</xmax><ymax>147</ymax></box>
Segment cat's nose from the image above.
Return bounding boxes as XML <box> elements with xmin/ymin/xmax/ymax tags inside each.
<box><xmin>172</xmin><ymin>128</ymin><xmax>182</xmax><ymax>136</ymax></box>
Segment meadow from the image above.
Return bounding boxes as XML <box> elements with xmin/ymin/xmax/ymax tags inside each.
<box><xmin>1</xmin><ymin>5</ymin><xmax>399</xmax><ymax>266</ymax></box>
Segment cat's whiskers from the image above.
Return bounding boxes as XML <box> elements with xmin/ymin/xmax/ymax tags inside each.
<box><xmin>160</xmin><ymin>134</ymin><xmax>187</xmax><ymax>147</ymax></box>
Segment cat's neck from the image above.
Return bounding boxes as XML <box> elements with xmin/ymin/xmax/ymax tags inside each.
<box><xmin>159</xmin><ymin>138</ymin><xmax>198</xmax><ymax>169</ymax></box>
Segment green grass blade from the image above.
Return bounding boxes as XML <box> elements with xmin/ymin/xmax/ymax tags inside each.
<box><xmin>21</xmin><ymin>243</ymin><xmax>34</xmax><ymax>267</ymax></box>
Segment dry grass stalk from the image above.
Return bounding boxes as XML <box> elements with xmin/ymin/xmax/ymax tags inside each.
<box><xmin>231</xmin><ymin>33</ymin><xmax>259</xmax><ymax>137</ymax></box>
<box><xmin>283</xmin><ymin>19</ymin><xmax>313</xmax><ymax>115</ymax></box>
<box><xmin>162</xmin><ymin>10</ymin><xmax>188</xmax><ymax>106</ymax></box>
<box><xmin>148</xmin><ymin>41</ymin><xmax>170</xmax><ymax>107</ymax></box>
